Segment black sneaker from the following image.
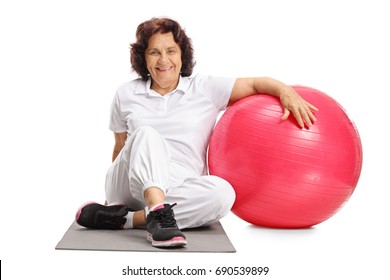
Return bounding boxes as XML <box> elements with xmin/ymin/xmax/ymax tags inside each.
<box><xmin>76</xmin><ymin>202</ymin><xmax>132</xmax><ymax>230</ymax></box>
<box><xmin>146</xmin><ymin>203</ymin><xmax>187</xmax><ymax>247</ymax></box>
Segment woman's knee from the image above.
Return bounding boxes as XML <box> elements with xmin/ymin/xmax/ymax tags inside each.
<box><xmin>204</xmin><ymin>175</ymin><xmax>236</xmax><ymax>211</ymax></box>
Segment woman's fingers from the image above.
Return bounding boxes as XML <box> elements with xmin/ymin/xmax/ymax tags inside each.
<box><xmin>282</xmin><ymin>100</ymin><xmax>318</xmax><ymax>128</ymax></box>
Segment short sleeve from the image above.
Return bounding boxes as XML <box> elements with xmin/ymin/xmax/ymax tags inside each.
<box><xmin>108</xmin><ymin>91</ymin><xmax>127</xmax><ymax>132</ymax></box>
<box><xmin>197</xmin><ymin>75</ymin><xmax>236</xmax><ymax>111</ymax></box>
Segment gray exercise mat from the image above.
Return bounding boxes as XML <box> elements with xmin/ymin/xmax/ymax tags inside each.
<box><xmin>56</xmin><ymin>221</ymin><xmax>235</xmax><ymax>252</ymax></box>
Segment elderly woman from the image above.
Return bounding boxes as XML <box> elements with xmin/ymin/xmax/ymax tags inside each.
<box><xmin>76</xmin><ymin>17</ymin><xmax>317</xmax><ymax>248</ymax></box>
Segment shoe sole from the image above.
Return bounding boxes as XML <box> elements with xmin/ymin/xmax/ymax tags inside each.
<box><xmin>147</xmin><ymin>232</ymin><xmax>187</xmax><ymax>248</ymax></box>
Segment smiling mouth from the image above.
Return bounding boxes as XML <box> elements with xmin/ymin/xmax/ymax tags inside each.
<box><xmin>156</xmin><ymin>66</ymin><xmax>173</xmax><ymax>71</ymax></box>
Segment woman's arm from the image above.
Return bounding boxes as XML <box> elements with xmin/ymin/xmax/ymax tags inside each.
<box><xmin>112</xmin><ymin>132</ymin><xmax>127</xmax><ymax>162</ymax></box>
<box><xmin>230</xmin><ymin>77</ymin><xmax>318</xmax><ymax>128</ymax></box>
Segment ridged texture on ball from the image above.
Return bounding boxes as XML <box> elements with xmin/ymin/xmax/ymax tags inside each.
<box><xmin>208</xmin><ymin>86</ymin><xmax>362</xmax><ymax>228</ymax></box>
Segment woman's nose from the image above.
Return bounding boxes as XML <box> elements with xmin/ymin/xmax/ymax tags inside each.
<box><xmin>158</xmin><ymin>52</ymin><xmax>168</xmax><ymax>64</ymax></box>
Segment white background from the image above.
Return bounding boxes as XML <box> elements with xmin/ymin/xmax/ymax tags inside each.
<box><xmin>1</xmin><ymin>0</ymin><xmax>389</xmax><ymax>279</ymax></box>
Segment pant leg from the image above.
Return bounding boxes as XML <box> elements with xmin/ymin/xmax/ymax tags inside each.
<box><xmin>105</xmin><ymin>125</ymin><xmax>236</xmax><ymax>229</ymax></box>
<box><xmin>165</xmin><ymin>175</ymin><xmax>236</xmax><ymax>229</ymax></box>
<box><xmin>105</xmin><ymin>126</ymin><xmax>171</xmax><ymax>209</ymax></box>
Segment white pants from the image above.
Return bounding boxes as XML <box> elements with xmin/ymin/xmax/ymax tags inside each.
<box><xmin>105</xmin><ymin>126</ymin><xmax>236</xmax><ymax>229</ymax></box>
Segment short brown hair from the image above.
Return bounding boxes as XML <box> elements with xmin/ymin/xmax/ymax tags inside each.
<box><xmin>130</xmin><ymin>17</ymin><xmax>195</xmax><ymax>80</ymax></box>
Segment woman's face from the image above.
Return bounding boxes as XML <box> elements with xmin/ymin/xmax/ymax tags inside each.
<box><xmin>145</xmin><ymin>32</ymin><xmax>182</xmax><ymax>94</ymax></box>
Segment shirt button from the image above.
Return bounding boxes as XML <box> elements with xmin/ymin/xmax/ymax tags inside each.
<box><xmin>159</xmin><ymin>99</ymin><xmax>165</xmax><ymax>110</ymax></box>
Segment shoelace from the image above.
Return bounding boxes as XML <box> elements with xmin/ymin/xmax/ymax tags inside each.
<box><xmin>153</xmin><ymin>203</ymin><xmax>178</xmax><ymax>228</ymax></box>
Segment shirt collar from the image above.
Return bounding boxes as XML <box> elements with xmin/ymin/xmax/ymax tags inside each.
<box><xmin>134</xmin><ymin>75</ymin><xmax>191</xmax><ymax>96</ymax></box>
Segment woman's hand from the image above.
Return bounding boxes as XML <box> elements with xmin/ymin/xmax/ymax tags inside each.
<box><xmin>279</xmin><ymin>87</ymin><xmax>318</xmax><ymax>128</ymax></box>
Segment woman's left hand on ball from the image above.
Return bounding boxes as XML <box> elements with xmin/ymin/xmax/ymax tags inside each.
<box><xmin>280</xmin><ymin>88</ymin><xmax>318</xmax><ymax>128</ymax></box>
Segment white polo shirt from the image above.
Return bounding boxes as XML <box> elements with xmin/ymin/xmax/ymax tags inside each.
<box><xmin>109</xmin><ymin>74</ymin><xmax>236</xmax><ymax>176</ymax></box>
